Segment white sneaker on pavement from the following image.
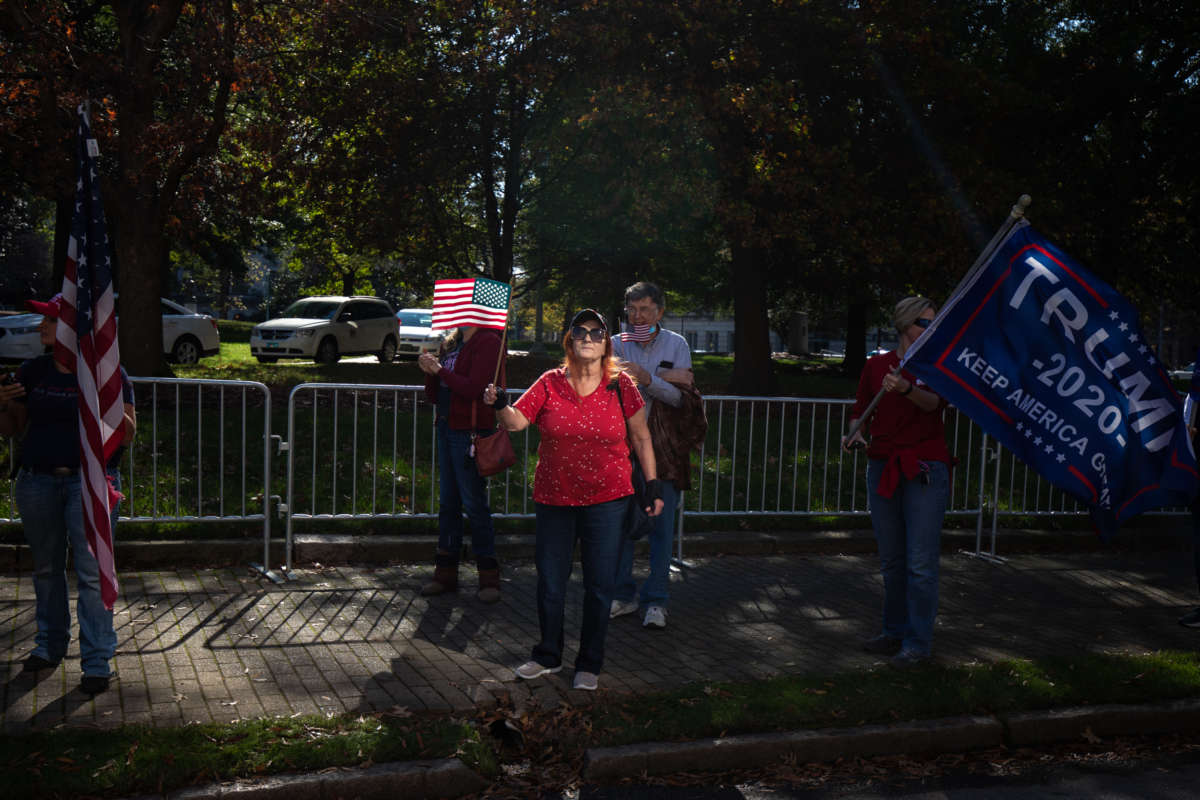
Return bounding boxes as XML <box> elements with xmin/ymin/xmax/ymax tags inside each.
<box><xmin>643</xmin><ymin>605</ymin><xmax>667</xmax><ymax>629</ymax></box>
<box><xmin>610</xmin><ymin>599</ymin><xmax>639</xmax><ymax>619</ymax></box>
<box><xmin>514</xmin><ymin>661</ymin><xmax>561</xmax><ymax>680</ymax></box>
<box><xmin>572</xmin><ymin>671</ymin><xmax>599</xmax><ymax>691</ymax></box>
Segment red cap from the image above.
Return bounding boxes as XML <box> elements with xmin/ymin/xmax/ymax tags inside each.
<box><xmin>25</xmin><ymin>293</ymin><xmax>64</xmax><ymax>319</ymax></box>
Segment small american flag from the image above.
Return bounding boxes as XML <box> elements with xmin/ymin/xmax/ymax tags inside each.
<box><xmin>56</xmin><ymin>105</ymin><xmax>123</xmax><ymax>611</ymax></box>
<box><xmin>620</xmin><ymin>324</ymin><xmax>655</xmax><ymax>342</ymax></box>
<box><xmin>431</xmin><ymin>278</ymin><xmax>511</xmax><ymax>330</ymax></box>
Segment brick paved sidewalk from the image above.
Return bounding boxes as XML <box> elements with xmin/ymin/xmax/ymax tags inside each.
<box><xmin>3</xmin><ymin>549</ymin><xmax>1199</xmax><ymax>734</ymax></box>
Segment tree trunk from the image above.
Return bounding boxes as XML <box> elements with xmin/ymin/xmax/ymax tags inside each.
<box><xmin>728</xmin><ymin>243</ymin><xmax>777</xmax><ymax>395</ymax></box>
<box><xmin>115</xmin><ymin>220</ymin><xmax>168</xmax><ymax>377</ymax></box>
<box><xmin>843</xmin><ymin>298</ymin><xmax>868</xmax><ymax>377</ymax></box>
<box><xmin>51</xmin><ymin>192</ymin><xmax>73</xmax><ymax>290</ymax></box>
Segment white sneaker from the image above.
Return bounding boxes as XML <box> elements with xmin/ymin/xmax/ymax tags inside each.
<box><xmin>643</xmin><ymin>605</ymin><xmax>667</xmax><ymax>629</ymax></box>
<box><xmin>572</xmin><ymin>671</ymin><xmax>598</xmax><ymax>691</ymax></box>
<box><xmin>610</xmin><ymin>599</ymin><xmax>639</xmax><ymax>618</ymax></box>
<box><xmin>514</xmin><ymin>661</ymin><xmax>561</xmax><ymax>680</ymax></box>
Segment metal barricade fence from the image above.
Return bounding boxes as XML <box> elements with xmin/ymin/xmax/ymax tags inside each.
<box><xmin>5</xmin><ymin>380</ymin><xmax>1184</xmax><ymax>575</ymax></box>
<box><xmin>1</xmin><ymin>377</ymin><xmax>275</xmax><ymax>575</ymax></box>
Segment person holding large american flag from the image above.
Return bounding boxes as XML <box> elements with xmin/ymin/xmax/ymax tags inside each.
<box><xmin>0</xmin><ymin>294</ymin><xmax>136</xmax><ymax>697</ymax></box>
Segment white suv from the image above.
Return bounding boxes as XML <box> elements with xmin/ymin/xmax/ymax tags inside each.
<box><xmin>395</xmin><ymin>308</ymin><xmax>445</xmax><ymax>357</ymax></box>
<box><xmin>0</xmin><ymin>297</ymin><xmax>219</xmax><ymax>365</ymax></box>
<box><xmin>161</xmin><ymin>298</ymin><xmax>220</xmax><ymax>364</ymax></box>
<box><xmin>249</xmin><ymin>296</ymin><xmax>399</xmax><ymax>364</ymax></box>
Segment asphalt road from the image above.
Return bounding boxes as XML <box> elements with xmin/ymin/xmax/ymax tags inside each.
<box><xmin>576</xmin><ymin>758</ymin><xmax>1200</xmax><ymax>798</ymax></box>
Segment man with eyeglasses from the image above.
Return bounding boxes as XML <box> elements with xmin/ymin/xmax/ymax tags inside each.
<box><xmin>610</xmin><ymin>281</ymin><xmax>695</xmax><ymax>629</ymax></box>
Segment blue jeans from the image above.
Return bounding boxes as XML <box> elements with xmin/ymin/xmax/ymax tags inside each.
<box><xmin>436</xmin><ymin>420</ymin><xmax>496</xmax><ymax>558</ymax></box>
<box><xmin>532</xmin><ymin>498</ymin><xmax>626</xmax><ymax>674</ymax></box>
<box><xmin>16</xmin><ymin>468</ymin><xmax>121</xmax><ymax>677</ymax></box>
<box><xmin>614</xmin><ymin>480</ymin><xmax>679</xmax><ymax>608</ymax></box>
<box><xmin>867</xmin><ymin>459</ymin><xmax>948</xmax><ymax>657</ymax></box>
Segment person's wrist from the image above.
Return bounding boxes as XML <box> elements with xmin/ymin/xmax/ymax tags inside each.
<box><xmin>491</xmin><ymin>391</ymin><xmax>509</xmax><ymax>410</ymax></box>
<box><xmin>645</xmin><ymin>478</ymin><xmax>662</xmax><ymax>503</ymax></box>
<box><xmin>901</xmin><ymin>381</ymin><xmax>914</xmax><ymax>396</ymax></box>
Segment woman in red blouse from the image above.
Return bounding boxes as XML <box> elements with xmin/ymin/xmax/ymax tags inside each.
<box><xmin>485</xmin><ymin>309</ymin><xmax>664</xmax><ymax>691</ymax></box>
<box><xmin>843</xmin><ymin>296</ymin><xmax>952</xmax><ymax>669</ymax></box>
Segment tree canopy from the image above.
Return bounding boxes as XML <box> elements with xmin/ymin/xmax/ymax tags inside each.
<box><xmin>2</xmin><ymin>0</ymin><xmax>1196</xmax><ymax>382</ymax></box>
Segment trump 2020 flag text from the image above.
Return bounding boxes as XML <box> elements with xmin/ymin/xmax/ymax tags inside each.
<box><xmin>903</xmin><ymin>220</ymin><xmax>1198</xmax><ymax>537</ymax></box>
<box><xmin>431</xmin><ymin>278</ymin><xmax>511</xmax><ymax>330</ymax></box>
<box><xmin>56</xmin><ymin>105</ymin><xmax>124</xmax><ymax>610</ymax></box>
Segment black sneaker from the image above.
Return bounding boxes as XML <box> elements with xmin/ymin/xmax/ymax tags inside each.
<box><xmin>862</xmin><ymin>634</ymin><xmax>903</xmax><ymax>655</ymax></box>
<box><xmin>80</xmin><ymin>675</ymin><xmax>110</xmax><ymax>696</ymax></box>
<box><xmin>888</xmin><ymin>650</ymin><xmax>931</xmax><ymax>671</ymax></box>
<box><xmin>1178</xmin><ymin>607</ymin><xmax>1200</xmax><ymax>628</ymax></box>
<box><xmin>21</xmin><ymin>654</ymin><xmax>60</xmax><ymax>673</ymax></box>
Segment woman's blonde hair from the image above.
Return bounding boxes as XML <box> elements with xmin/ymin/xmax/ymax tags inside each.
<box><xmin>892</xmin><ymin>296</ymin><xmax>935</xmax><ymax>333</ymax></box>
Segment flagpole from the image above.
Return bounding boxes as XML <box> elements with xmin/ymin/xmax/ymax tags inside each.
<box><xmin>493</xmin><ymin>309</ymin><xmax>508</xmax><ymax>386</ymax></box>
<box><xmin>844</xmin><ymin>194</ymin><xmax>1032</xmax><ymax>446</ymax></box>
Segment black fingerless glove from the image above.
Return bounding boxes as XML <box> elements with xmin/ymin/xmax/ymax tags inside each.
<box><xmin>491</xmin><ymin>390</ymin><xmax>509</xmax><ymax>410</ymax></box>
<box><xmin>644</xmin><ymin>478</ymin><xmax>662</xmax><ymax>505</ymax></box>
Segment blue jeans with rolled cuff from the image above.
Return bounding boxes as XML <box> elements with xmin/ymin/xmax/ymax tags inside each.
<box><xmin>614</xmin><ymin>479</ymin><xmax>679</xmax><ymax>609</ymax></box>
<box><xmin>867</xmin><ymin>459</ymin><xmax>949</xmax><ymax>657</ymax></box>
<box><xmin>436</xmin><ymin>419</ymin><xmax>497</xmax><ymax>559</ymax></box>
<box><xmin>16</xmin><ymin>467</ymin><xmax>121</xmax><ymax>677</ymax></box>
<box><xmin>531</xmin><ymin>498</ymin><xmax>626</xmax><ymax>674</ymax></box>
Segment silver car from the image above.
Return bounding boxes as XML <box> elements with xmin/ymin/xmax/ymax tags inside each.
<box><xmin>250</xmin><ymin>296</ymin><xmax>399</xmax><ymax>364</ymax></box>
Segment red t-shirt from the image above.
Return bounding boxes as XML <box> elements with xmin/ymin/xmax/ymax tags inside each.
<box><xmin>514</xmin><ymin>369</ymin><xmax>644</xmax><ymax>506</ymax></box>
<box><xmin>850</xmin><ymin>351</ymin><xmax>952</xmax><ymax>464</ymax></box>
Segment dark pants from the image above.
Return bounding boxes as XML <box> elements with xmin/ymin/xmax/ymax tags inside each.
<box><xmin>436</xmin><ymin>420</ymin><xmax>497</xmax><ymax>558</ymax></box>
<box><xmin>531</xmin><ymin>498</ymin><xmax>626</xmax><ymax>674</ymax></box>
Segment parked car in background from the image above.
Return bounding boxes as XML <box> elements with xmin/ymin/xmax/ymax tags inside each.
<box><xmin>0</xmin><ymin>313</ymin><xmax>43</xmax><ymax>363</ymax></box>
<box><xmin>395</xmin><ymin>308</ymin><xmax>444</xmax><ymax>357</ymax></box>
<box><xmin>1170</xmin><ymin>361</ymin><xmax>1197</xmax><ymax>381</ymax></box>
<box><xmin>161</xmin><ymin>298</ymin><xmax>220</xmax><ymax>364</ymax></box>
<box><xmin>249</xmin><ymin>296</ymin><xmax>398</xmax><ymax>364</ymax></box>
<box><xmin>1</xmin><ymin>297</ymin><xmax>219</xmax><ymax>365</ymax></box>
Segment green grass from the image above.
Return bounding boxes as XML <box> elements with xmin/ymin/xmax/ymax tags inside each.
<box><xmin>7</xmin><ymin>650</ymin><xmax>1200</xmax><ymax>798</ymax></box>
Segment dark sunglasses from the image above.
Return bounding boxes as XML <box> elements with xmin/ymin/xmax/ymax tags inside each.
<box><xmin>913</xmin><ymin>318</ymin><xmax>932</xmax><ymax>329</ymax></box>
<box><xmin>570</xmin><ymin>325</ymin><xmax>606</xmax><ymax>343</ymax></box>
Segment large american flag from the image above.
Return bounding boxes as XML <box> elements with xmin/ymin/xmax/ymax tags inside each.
<box><xmin>431</xmin><ymin>278</ymin><xmax>511</xmax><ymax>330</ymax></box>
<box><xmin>55</xmin><ymin>105</ymin><xmax>123</xmax><ymax>610</ymax></box>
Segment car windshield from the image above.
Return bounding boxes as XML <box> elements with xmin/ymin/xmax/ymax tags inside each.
<box><xmin>398</xmin><ymin>312</ymin><xmax>433</xmax><ymax>327</ymax></box>
<box><xmin>282</xmin><ymin>300</ymin><xmax>340</xmax><ymax>320</ymax></box>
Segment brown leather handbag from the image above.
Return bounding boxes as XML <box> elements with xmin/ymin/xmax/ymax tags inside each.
<box><xmin>471</xmin><ymin>341</ymin><xmax>515</xmax><ymax>477</ymax></box>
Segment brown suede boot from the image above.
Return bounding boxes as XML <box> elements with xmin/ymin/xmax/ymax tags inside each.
<box><xmin>476</xmin><ymin>556</ymin><xmax>501</xmax><ymax>604</ymax></box>
<box><xmin>420</xmin><ymin>552</ymin><xmax>459</xmax><ymax>596</ymax></box>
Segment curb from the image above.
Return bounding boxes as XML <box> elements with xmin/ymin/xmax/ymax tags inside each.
<box><xmin>1</xmin><ymin>526</ymin><xmax>1189</xmax><ymax>573</ymax></box>
<box><xmin>583</xmin><ymin>716</ymin><xmax>1003</xmax><ymax>782</ymax></box>
<box><xmin>123</xmin><ymin>757</ymin><xmax>486</xmax><ymax>800</ymax></box>
<box><xmin>582</xmin><ymin>699</ymin><xmax>1200</xmax><ymax>784</ymax></box>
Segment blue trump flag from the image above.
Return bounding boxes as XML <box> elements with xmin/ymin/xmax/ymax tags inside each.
<box><xmin>902</xmin><ymin>220</ymin><xmax>1198</xmax><ymax>537</ymax></box>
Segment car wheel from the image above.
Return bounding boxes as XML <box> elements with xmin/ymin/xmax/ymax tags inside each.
<box><xmin>255</xmin><ymin>355</ymin><xmax>278</xmax><ymax>364</ymax></box>
<box><xmin>378</xmin><ymin>336</ymin><xmax>397</xmax><ymax>363</ymax></box>
<box><xmin>315</xmin><ymin>336</ymin><xmax>340</xmax><ymax>364</ymax></box>
<box><xmin>171</xmin><ymin>335</ymin><xmax>201</xmax><ymax>364</ymax></box>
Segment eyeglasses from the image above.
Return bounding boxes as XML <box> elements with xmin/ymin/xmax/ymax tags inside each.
<box><xmin>913</xmin><ymin>318</ymin><xmax>932</xmax><ymax>329</ymax></box>
<box><xmin>570</xmin><ymin>326</ymin><xmax>606</xmax><ymax>343</ymax></box>
<box><xmin>624</xmin><ymin>304</ymin><xmax>659</xmax><ymax>319</ymax></box>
